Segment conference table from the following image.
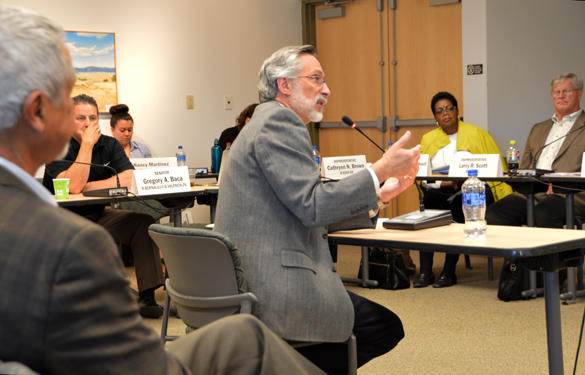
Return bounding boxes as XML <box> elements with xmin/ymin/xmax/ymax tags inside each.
<box><xmin>57</xmin><ymin>185</ymin><xmax>219</xmax><ymax>226</ymax></box>
<box><xmin>328</xmin><ymin>221</ymin><xmax>585</xmax><ymax>375</ymax></box>
<box><xmin>419</xmin><ymin>173</ymin><xmax>585</xmax><ymax>299</ymax></box>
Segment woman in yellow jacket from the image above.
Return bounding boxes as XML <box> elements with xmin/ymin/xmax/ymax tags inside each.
<box><xmin>414</xmin><ymin>92</ymin><xmax>512</xmax><ymax>288</ymax></box>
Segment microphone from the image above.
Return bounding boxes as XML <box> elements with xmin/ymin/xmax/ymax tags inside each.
<box><xmin>53</xmin><ymin>159</ymin><xmax>128</xmax><ymax>197</ymax></box>
<box><xmin>341</xmin><ymin>115</ymin><xmax>386</xmax><ymax>154</ymax></box>
<box><xmin>415</xmin><ymin>181</ymin><xmax>425</xmax><ymax>212</ymax></box>
<box><xmin>527</xmin><ymin>121</ymin><xmax>585</xmax><ymax>172</ymax></box>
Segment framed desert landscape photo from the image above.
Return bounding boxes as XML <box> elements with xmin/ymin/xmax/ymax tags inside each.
<box><xmin>65</xmin><ymin>31</ymin><xmax>117</xmax><ymax>113</ymax></box>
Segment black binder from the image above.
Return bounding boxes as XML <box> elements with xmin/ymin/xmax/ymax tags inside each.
<box><xmin>382</xmin><ymin>209</ymin><xmax>452</xmax><ymax>230</ymax></box>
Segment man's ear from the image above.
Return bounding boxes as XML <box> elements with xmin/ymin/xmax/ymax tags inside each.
<box><xmin>22</xmin><ymin>91</ymin><xmax>45</xmax><ymax>133</ymax></box>
<box><xmin>277</xmin><ymin>77</ymin><xmax>293</xmax><ymax>96</ymax></box>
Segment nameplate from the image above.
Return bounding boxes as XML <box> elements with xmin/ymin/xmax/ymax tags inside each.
<box><xmin>581</xmin><ymin>152</ymin><xmax>585</xmax><ymax>177</ymax></box>
<box><xmin>417</xmin><ymin>154</ymin><xmax>432</xmax><ymax>176</ymax></box>
<box><xmin>130</xmin><ymin>157</ymin><xmax>177</xmax><ymax>170</ymax></box>
<box><xmin>321</xmin><ymin>155</ymin><xmax>367</xmax><ymax>179</ymax></box>
<box><xmin>448</xmin><ymin>154</ymin><xmax>502</xmax><ymax>177</ymax></box>
<box><xmin>131</xmin><ymin>166</ymin><xmax>190</xmax><ymax>195</ymax></box>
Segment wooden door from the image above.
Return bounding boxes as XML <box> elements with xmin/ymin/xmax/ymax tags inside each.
<box><xmin>313</xmin><ymin>0</ymin><xmax>462</xmax><ymax>216</ymax></box>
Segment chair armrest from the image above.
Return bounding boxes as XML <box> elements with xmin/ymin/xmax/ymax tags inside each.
<box><xmin>166</xmin><ymin>279</ymin><xmax>258</xmax><ymax>310</ymax></box>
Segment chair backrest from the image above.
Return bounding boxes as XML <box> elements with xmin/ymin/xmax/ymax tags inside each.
<box><xmin>148</xmin><ymin>224</ymin><xmax>248</xmax><ymax>328</ymax></box>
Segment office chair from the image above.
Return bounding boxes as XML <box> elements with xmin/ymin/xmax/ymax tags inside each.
<box><xmin>148</xmin><ymin>224</ymin><xmax>257</xmax><ymax>342</ymax></box>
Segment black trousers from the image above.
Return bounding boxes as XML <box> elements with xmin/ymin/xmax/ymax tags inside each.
<box><xmin>419</xmin><ymin>185</ymin><xmax>495</xmax><ymax>274</ymax></box>
<box><xmin>296</xmin><ymin>291</ymin><xmax>404</xmax><ymax>375</ymax></box>
<box><xmin>486</xmin><ymin>192</ymin><xmax>585</xmax><ymax>228</ymax></box>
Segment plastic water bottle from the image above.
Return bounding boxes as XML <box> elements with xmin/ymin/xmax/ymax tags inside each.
<box><xmin>506</xmin><ymin>140</ymin><xmax>519</xmax><ymax>175</ymax></box>
<box><xmin>462</xmin><ymin>169</ymin><xmax>486</xmax><ymax>238</ymax></box>
<box><xmin>312</xmin><ymin>145</ymin><xmax>321</xmax><ymax>172</ymax></box>
<box><xmin>176</xmin><ymin>145</ymin><xmax>186</xmax><ymax>166</ymax></box>
<box><xmin>211</xmin><ymin>139</ymin><xmax>221</xmax><ymax>173</ymax></box>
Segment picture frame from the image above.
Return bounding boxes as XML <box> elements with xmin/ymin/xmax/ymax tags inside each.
<box><xmin>65</xmin><ymin>31</ymin><xmax>118</xmax><ymax>113</ymax></box>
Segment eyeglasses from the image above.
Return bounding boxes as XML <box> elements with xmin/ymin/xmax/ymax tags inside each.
<box><xmin>552</xmin><ymin>88</ymin><xmax>576</xmax><ymax>97</ymax></box>
<box><xmin>296</xmin><ymin>75</ymin><xmax>327</xmax><ymax>86</ymax></box>
<box><xmin>434</xmin><ymin>106</ymin><xmax>455</xmax><ymax>115</ymax></box>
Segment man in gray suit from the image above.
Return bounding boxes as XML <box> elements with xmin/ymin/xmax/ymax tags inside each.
<box><xmin>0</xmin><ymin>5</ymin><xmax>323</xmax><ymax>374</ymax></box>
<box><xmin>487</xmin><ymin>73</ymin><xmax>585</xmax><ymax>227</ymax></box>
<box><xmin>214</xmin><ymin>45</ymin><xmax>421</xmax><ymax>373</ymax></box>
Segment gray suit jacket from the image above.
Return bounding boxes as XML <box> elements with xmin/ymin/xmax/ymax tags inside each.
<box><xmin>0</xmin><ymin>166</ymin><xmax>185</xmax><ymax>374</ymax></box>
<box><xmin>520</xmin><ymin>111</ymin><xmax>585</xmax><ymax>206</ymax></box>
<box><xmin>214</xmin><ymin>101</ymin><xmax>379</xmax><ymax>342</ymax></box>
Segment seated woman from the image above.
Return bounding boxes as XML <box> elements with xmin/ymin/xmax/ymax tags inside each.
<box><xmin>218</xmin><ymin>103</ymin><xmax>258</xmax><ymax>151</ymax></box>
<box><xmin>414</xmin><ymin>91</ymin><xmax>512</xmax><ymax>288</ymax></box>
<box><xmin>109</xmin><ymin>104</ymin><xmax>169</xmax><ymax>222</ymax></box>
<box><xmin>110</xmin><ymin>104</ymin><xmax>152</xmax><ymax>158</ymax></box>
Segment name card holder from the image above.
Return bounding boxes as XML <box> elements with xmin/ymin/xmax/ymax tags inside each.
<box><xmin>321</xmin><ymin>155</ymin><xmax>367</xmax><ymax>180</ymax></box>
<box><xmin>448</xmin><ymin>154</ymin><xmax>502</xmax><ymax>177</ymax></box>
<box><xmin>581</xmin><ymin>152</ymin><xmax>585</xmax><ymax>177</ymax></box>
<box><xmin>417</xmin><ymin>154</ymin><xmax>432</xmax><ymax>176</ymax></box>
<box><xmin>130</xmin><ymin>157</ymin><xmax>178</xmax><ymax>170</ymax></box>
<box><xmin>131</xmin><ymin>166</ymin><xmax>191</xmax><ymax>195</ymax></box>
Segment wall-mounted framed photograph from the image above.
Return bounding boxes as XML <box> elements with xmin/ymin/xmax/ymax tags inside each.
<box><xmin>65</xmin><ymin>31</ymin><xmax>117</xmax><ymax>113</ymax></box>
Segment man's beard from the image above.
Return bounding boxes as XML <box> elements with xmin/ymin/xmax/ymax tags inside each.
<box><xmin>290</xmin><ymin>84</ymin><xmax>327</xmax><ymax>123</ymax></box>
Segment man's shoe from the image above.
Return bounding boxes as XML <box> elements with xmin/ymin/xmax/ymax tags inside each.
<box><xmin>433</xmin><ymin>273</ymin><xmax>457</xmax><ymax>288</ymax></box>
<box><xmin>413</xmin><ymin>272</ymin><xmax>435</xmax><ymax>288</ymax></box>
<box><xmin>138</xmin><ymin>294</ymin><xmax>163</xmax><ymax>319</ymax></box>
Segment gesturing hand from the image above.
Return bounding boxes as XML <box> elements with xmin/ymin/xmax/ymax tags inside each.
<box><xmin>378</xmin><ymin>176</ymin><xmax>415</xmax><ymax>203</ymax></box>
<box><xmin>372</xmin><ymin>131</ymin><xmax>421</xmax><ymax>182</ymax></box>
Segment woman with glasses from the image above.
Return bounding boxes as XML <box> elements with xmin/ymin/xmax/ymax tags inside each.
<box><xmin>414</xmin><ymin>91</ymin><xmax>512</xmax><ymax>288</ymax></box>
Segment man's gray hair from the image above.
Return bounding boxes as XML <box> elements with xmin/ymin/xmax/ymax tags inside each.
<box><xmin>257</xmin><ymin>45</ymin><xmax>317</xmax><ymax>102</ymax></box>
<box><xmin>551</xmin><ymin>73</ymin><xmax>583</xmax><ymax>91</ymax></box>
<box><xmin>0</xmin><ymin>5</ymin><xmax>73</xmax><ymax>131</ymax></box>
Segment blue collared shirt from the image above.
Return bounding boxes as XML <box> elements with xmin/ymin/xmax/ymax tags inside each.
<box><xmin>0</xmin><ymin>156</ymin><xmax>56</xmax><ymax>206</ymax></box>
<box><xmin>130</xmin><ymin>141</ymin><xmax>152</xmax><ymax>158</ymax></box>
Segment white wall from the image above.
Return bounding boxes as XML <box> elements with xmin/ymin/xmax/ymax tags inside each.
<box><xmin>463</xmin><ymin>0</ymin><xmax>585</xmax><ymax>155</ymax></box>
<box><xmin>7</xmin><ymin>0</ymin><xmax>301</xmax><ymax>221</ymax></box>
<box><xmin>461</xmin><ymin>0</ymin><xmax>487</xmax><ymax>131</ymax></box>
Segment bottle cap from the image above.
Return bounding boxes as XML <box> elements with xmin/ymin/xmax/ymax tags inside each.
<box><xmin>510</xmin><ymin>140</ymin><xmax>516</xmax><ymax>145</ymax></box>
<box><xmin>467</xmin><ymin>169</ymin><xmax>478</xmax><ymax>176</ymax></box>
<box><xmin>178</xmin><ymin>145</ymin><xmax>183</xmax><ymax>149</ymax></box>
<box><xmin>312</xmin><ymin>145</ymin><xmax>317</xmax><ymax>149</ymax></box>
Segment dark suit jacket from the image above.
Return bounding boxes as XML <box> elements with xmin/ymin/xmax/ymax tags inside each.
<box><xmin>520</xmin><ymin>111</ymin><xmax>585</xmax><ymax>206</ymax></box>
<box><xmin>0</xmin><ymin>166</ymin><xmax>185</xmax><ymax>374</ymax></box>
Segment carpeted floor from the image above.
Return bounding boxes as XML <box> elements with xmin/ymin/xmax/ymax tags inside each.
<box><xmin>132</xmin><ymin>245</ymin><xmax>585</xmax><ymax>374</ymax></box>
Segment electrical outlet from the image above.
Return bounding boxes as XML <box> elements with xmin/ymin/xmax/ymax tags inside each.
<box><xmin>186</xmin><ymin>95</ymin><xmax>194</xmax><ymax>110</ymax></box>
<box><xmin>224</xmin><ymin>96</ymin><xmax>233</xmax><ymax>110</ymax></box>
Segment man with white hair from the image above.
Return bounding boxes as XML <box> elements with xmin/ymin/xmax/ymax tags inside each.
<box><xmin>214</xmin><ymin>45</ymin><xmax>420</xmax><ymax>373</ymax></box>
<box><xmin>0</xmin><ymin>5</ymin><xmax>324</xmax><ymax>374</ymax></box>
<box><xmin>487</xmin><ymin>73</ymin><xmax>585</xmax><ymax>228</ymax></box>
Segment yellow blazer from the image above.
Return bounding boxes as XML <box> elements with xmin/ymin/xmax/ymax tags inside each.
<box><xmin>420</xmin><ymin>120</ymin><xmax>512</xmax><ymax>201</ymax></box>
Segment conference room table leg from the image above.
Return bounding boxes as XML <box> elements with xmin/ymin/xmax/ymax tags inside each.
<box><xmin>544</xmin><ymin>270</ymin><xmax>564</xmax><ymax>375</ymax></box>
<box><xmin>340</xmin><ymin>246</ymin><xmax>379</xmax><ymax>288</ymax></box>
<box><xmin>524</xmin><ymin>192</ymin><xmax>544</xmax><ymax>299</ymax></box>
<box><xmin>170</xmin><ymin>209</ymin><xmax>182</xmax><ymax>228</ymax></box>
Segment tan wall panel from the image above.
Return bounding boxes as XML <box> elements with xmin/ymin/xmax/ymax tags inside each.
<box><xmin>315</xmin><ymin>1</ymin><xmax>387</xmax><ymax>123</ymax></box>
<box><xmin>395</xmin><ymin>0</ymin><xmax>462</xmax><ymax>119</ymax></box>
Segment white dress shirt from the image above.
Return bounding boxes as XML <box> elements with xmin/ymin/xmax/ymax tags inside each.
<box><xmin>536</xmin><ymin>109</ymin><xmax>583</xmax><ymax>170</ymax></box>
